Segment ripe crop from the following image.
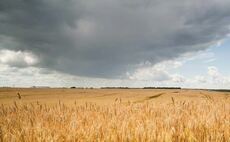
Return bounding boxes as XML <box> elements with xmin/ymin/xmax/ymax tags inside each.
<box><xmin>0</xmin><ymin>95</ymin><xmax>229</xmax><ymax>142</ymax></box>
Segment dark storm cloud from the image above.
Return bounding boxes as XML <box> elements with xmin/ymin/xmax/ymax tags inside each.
<box><xmin>0</xmin><ymin>0</ymin><xmax>230</xmax><ymax>78</ymax></box>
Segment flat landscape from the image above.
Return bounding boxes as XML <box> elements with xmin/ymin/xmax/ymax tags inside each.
<box><xmin>0</xmin><ymin>88</ymin><xmax>229</xmax><ymax>105</ymax></box>
<box><xmin>0</xmin><ymin>88</ymin><xmax>229</xmax><ymax>141</ymax></box>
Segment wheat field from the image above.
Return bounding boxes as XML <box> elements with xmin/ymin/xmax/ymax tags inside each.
<box><xmin>0</xmin><ymin>88</ymin><xmax>229</xmax><ymax>142</ymax></box>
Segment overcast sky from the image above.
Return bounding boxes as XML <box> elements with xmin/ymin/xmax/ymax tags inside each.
<box><xmin>0</xmin><ymin>0</ymin><xmax>230</xmax><ymax>88</ymax></box>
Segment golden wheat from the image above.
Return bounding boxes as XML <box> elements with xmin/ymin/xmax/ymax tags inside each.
<box><xmin>0</xmin><ymin>97</ymin><xmax>229</xmax><ymax>142</ymax></box>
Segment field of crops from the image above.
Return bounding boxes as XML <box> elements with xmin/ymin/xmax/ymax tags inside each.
<box><xmin>0</xmin><ymin>88</ymin><xmax>229</xmax><ymax>141</ymax></box>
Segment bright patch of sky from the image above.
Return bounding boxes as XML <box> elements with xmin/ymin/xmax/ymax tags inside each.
<box><xmin>179</xmin><ymin>38</ymin><xmax>230</xmax><ymax>77</ymax></box>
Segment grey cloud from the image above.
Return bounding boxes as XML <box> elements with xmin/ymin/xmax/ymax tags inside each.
<box><xmin>0</xmin><ymin>0</ymin><xmax>230</xmax><ymax>78</ymax></box>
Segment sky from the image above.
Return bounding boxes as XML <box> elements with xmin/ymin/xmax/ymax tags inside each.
<box><xmin>0</xmin><ymin>0</ymin><xmax>230</xmax><ymax>89</ymax></box>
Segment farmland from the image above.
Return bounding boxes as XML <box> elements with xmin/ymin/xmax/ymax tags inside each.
<box><xmin>0</xmin><ymin>88</ymin><xmax>229</xmax><ymax>141</ymax></box>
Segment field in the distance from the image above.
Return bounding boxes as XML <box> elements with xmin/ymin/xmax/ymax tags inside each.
<box><xmin>0</xmin><ymin>88</ymin><xmax>229</xmax><ymax>141</ymax></box>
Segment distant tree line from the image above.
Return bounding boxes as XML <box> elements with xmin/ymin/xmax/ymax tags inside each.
<box><xmin>100</xmin><ymin>87</ymin><xmax>130</xmax><ymax>89</ymax></box>
<box><xmin>208</xmin><ymin>89</ymin><xmax>230</xmax><ymax>92</ymax></box>
<box><xmin>70</xmin><ymin>87</ymin><xmax>94</xmax><ymax>89</ymax></box>
<box><xmin>143</xmin><ymin>87</ymin><xmax>181</xmax><ymax>89</ymax></box>
<box><xmin>100</xmin><ymin>87</ymin><xmax>182</xmax><ymax>89</ymax></box>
